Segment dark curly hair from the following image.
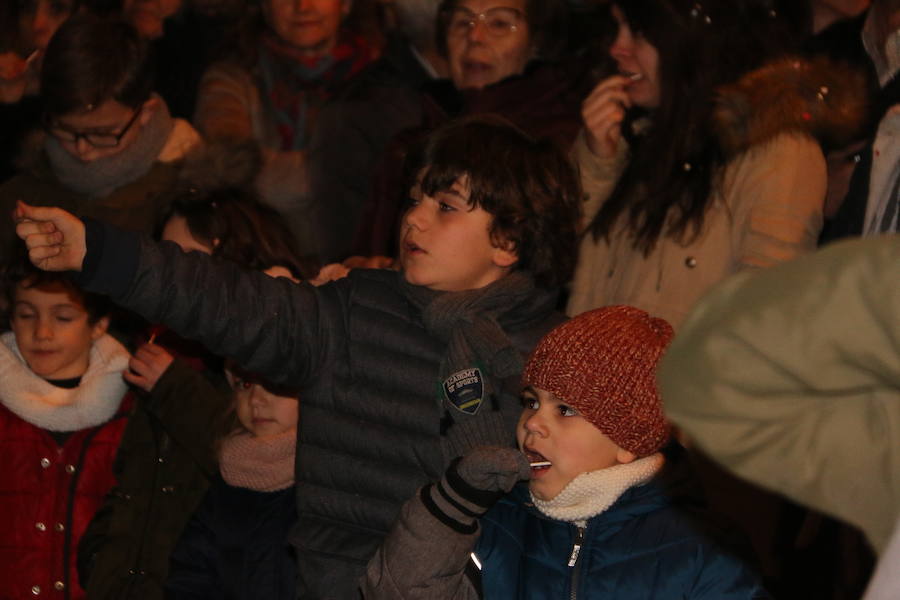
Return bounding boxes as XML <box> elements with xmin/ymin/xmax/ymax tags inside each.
<box><xmin>2</xmin><ymin>242</ymin><xmax>111</xmax><ymax>326</ymax></box>
<box><xmin>41</xmin><ymin>13</ymin><xmax>154</xmax><ymax>116</ymax></box>
<box><xmin>159</xmin><ymin>188</ymin><xmax>320</xmax><ymax>282</ymax></box>
<box><xmin>405</xmin><ymin>115</ymin><xmax>582</xmax><ymax>290</ymax></box>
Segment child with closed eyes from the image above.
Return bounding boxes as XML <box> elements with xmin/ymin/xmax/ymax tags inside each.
<box><xmin>364</xmin><ymin>306</ymin><xmax>771</xmax><ymax>599</ymax></box>
<box><xmin>0</xmin><ymin>250</ymin><xmax>129</xmax><ymax>600</ymax></box>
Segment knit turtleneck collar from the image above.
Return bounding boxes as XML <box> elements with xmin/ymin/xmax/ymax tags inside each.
<box><xmin>0</xmin><ymin>331</ymin><xmax>130</xmax><ymax>431</ymax></box>
<box><xmin>531</xmin><ymin>453</ymin><xmax>665</xmax><ymax>527</ymax></box>
<box><xmin>219</xmin><ymin>429</ymin><xmax>297</xmax><ymax>492</ymax></box>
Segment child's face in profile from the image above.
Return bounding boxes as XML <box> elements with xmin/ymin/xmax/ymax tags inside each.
<box><xmin>10</xmin><ymin>280</ymin><xmax>108</xmax><ymax>380</ymax></box>
<box><xmin>399</xmin><ymin>173</ymin><xmax>517</xmax><ymax>292</ymax></box>
<box><xmin>517</xmin><ymin>386</ymin><xmax>636</xmax><ymax>501</ymax></box>
<box><xmin>227</xmin><ymin>370</ymin><xmax>299</xmax><ymax>439</ymax></box>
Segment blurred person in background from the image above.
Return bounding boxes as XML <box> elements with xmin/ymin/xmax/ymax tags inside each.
<box><xmin>0</xmin><ymin>0</ymin><xmax>80</xmax><ymax>183</ymax></box>
<box><xmin>821</xmin><ymin>0</ymin><xmax>900</xmax><ymax>240</ymax></box>
<box><xmin>306</xmin><ymin>0</ymin><xmax>448</xmax><ymax>263</ymax></box>
<box><xmin>353</xmin><ymin>0</ymin><xmax>595</xmax><ymax>259</ymax></box>
<box><xmin>0</xmin><ymin>15</ymin><xmax>201</xmax><ymax>259</ymax></box>
<box><xmin>193</xmin><ymin>0</ymin><xmax>380</xmax><ymax>258</ymax></box>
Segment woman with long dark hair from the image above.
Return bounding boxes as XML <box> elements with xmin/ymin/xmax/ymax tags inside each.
<box><xmin>567</xmin><ymin>0</ymin><xmax>865</xmax><ymax>328</ymax></box>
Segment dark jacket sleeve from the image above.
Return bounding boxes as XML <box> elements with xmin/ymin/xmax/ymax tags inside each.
<box><xmin>684</xmin><ymin>541</ymin><xmax>772</xmax><ymax>599</ymax></box>
<box><xmin>76</xmin><ymin>219</ymin><xmax>346</xmax><ymax>389</ymax></box>
<box><xmin>165</xmin><ymin>493</ymin><xmax>221</xmax><ymax>599</ymax></box>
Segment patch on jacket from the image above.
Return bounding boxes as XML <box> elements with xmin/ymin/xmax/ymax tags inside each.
<box><xmin>443</xmin><ymin>368</ymin><xmax>484</xmax><ymax>415</ymax></box>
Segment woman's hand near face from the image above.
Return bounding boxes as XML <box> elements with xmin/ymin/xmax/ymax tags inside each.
<box><xmin>581</xmin><ymin>75</ymin><xmax>632</xmax><ymax>160</ymax></box>
<box><xmin>0</xmin><ymin>52</ymin><xmax>31</xmax><ymax>104</ymax></box>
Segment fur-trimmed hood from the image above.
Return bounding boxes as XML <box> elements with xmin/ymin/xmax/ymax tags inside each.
<box><xmin>170</xmin><ymin>139</ymin><xmax>262</xmax><ymax>194</ymax></box>
<box><xmin>713</xmin><ymin>56</ymin><xmax>869</xmax><ymax>157</ymax></box>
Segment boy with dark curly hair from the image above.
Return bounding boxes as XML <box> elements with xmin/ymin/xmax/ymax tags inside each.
<box><xmin>15</xmin><ymin>115</ymin><xmax>581</xmax><ymax>599</ymax></box>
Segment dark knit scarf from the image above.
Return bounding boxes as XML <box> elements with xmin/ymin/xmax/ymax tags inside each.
<box><xmin>257</xmin><ymin>32</ymin><xmax>375</xmax><ymax>151</ymax></box>
<box><xmin>44</xmin><ymin>95</ymin><xmax>174</xmax><ymax>198</ymax></box>
<box><xmin>400</xmin><ymin>271</ymin><xmax>557</xmax><ymax>462</ymax></box>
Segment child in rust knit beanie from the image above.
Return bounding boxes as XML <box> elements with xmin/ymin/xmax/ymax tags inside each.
<box><xmin>363</xmin><ymin>305</ymin><xmax>770</xmax><ymax>599</ymax></box>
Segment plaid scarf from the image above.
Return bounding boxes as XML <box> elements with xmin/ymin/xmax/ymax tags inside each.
<box><xmin>257</xmin><ymin>31</ymin><xmax>377</xmax><ymax>151</ymax></box>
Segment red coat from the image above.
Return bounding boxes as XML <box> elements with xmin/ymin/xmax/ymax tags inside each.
<box><xmin>0</xmin><ymin>398</ymin><xmax>132</xmax><ymax>600</ymax></box>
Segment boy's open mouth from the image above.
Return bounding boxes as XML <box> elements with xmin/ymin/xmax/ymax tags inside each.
<box><xmin>620</xmin><ymin>70</ymin><xmax>644</xmax><ymax>82</ymax></box>
<box><xmin>524</xmin><ymin>449</ymin><xmax>551</xmax><ymax>470</ymax></box>
<box><xmin>404</xmin><ymin>239</ymin><xmax>425</xmax><ymax>254</ymax></box>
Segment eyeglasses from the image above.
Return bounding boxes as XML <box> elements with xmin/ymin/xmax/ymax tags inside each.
<box><xmin>44</xmin><ymin>107</ymin><xmax>143</xmax><ymax>149</ymax></box>
<box><xmin>445</xmin><ymin>7</ymin><xmax>525</xmax><ymax>38</ymax></box>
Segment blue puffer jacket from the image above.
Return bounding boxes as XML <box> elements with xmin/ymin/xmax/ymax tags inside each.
<box><xmin>476</xmin><ymin>450</ymin><xmax>771</xmax><ymax>599</ymax></box>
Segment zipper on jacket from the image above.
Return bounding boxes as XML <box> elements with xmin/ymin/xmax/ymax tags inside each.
<box><xmin>568</xmin><ymin>526</ymin><xmax>585</xmax><ymax>600</ymax></box>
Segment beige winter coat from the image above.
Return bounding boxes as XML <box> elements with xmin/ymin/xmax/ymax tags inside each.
<box><xmin>659</xmin><ymin>236</ymin><xmax>900</xmax><ymax>554</ymax></box>
<box><xmin>567</xmin><ymin>130</ymin><xmax>825</xmax><ymax>329</ymax></box>
<box><xmin>567</xmin><ymin>58</ymin><xmax>866</xmax><ymax>329</ymax></box>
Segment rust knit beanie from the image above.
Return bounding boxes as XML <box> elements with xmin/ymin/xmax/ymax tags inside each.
<box><xmin>522</xmin><ymin>305</ymin><xmax>673</xmax><ymax>457</ymax></box>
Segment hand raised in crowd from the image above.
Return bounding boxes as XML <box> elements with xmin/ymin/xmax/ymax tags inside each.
<box><xmin>581</xmin><ymin>75</ymin><xmax>632</xmax><ymax>160</ymax></box>
<box><xmin>0</xmin><ymin>50</ymin><xmax>37</xmax><ymax>104</ymax></box>
<box><xmin>341</xmin><ymin>255</ymin><xmax>396</xmax><ymax>271</ymax></box>
<box><xmin>308</xmin><ymin>256</ymin><xmax>397</xmax><ymax>286</ymax></box>
<box><xmin>13</xmin><ymin>201</ymin><xmax>87</xmax><ymax>272</ymax></box>
<box><xmin>309</xmin><ymin>262</ymin><xmax>351</xmax><ymax>286</ymax></box>
<box><xmin>0</xmin><ymin>52</ymin><xmax>28</xmax><ymax>104</ymax></box>
<box><xmin>124</xmin><ymin>340</ymin><xmax>175</xmax><ymax>393</ymax></box>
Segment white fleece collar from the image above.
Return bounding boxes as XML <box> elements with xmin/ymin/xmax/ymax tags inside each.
<box><xmin>0</xmin><ymin>331</ymin><xmax>131</xmax><ymax>431</ymax></box>
<box><xmin>531</xmin><ymin>453</ymin><xmax>665</xmax><ymax>527</ymax></box>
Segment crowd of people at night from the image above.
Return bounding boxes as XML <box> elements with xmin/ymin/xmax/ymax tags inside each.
<box><xmin>0</xmin><ymin>0</ymin><xmax>897</xmax><ymax>598</ymax></box>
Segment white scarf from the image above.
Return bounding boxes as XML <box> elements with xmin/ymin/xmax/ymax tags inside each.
<box><xmin>531</xmin><ymin>453</ymin><xmax>665</xmax><ymax>527</ymax></box>
<box><xmin>0</xmin><ymin>331</ymin><xmax>130</xmax><ymax>431</ymax></box>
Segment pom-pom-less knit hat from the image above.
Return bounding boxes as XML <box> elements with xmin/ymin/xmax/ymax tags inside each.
<box><xmin>522</xmin><ymin>306</ymin><xmax>674</xmax><ymax>457</ymax></box>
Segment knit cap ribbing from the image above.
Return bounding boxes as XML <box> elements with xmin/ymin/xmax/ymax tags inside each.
<box><xmin>522</xmin><ymin>306</ymin><xmax>673</xmax><ymax>457</ymax></box>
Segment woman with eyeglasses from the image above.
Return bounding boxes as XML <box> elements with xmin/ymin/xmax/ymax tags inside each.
<box><xmin>0</xmin><ymin>13</ymin><xmax>201</xmax><ymax>254</ymax></box>
<box><xmin>351</xmin><ymin>0</ymin><xmax>596</xmax><ymax>259</ymax></box>
<box><xmin>431</xmin><ymin>0</ymin><xmax>593</xmax><ymax>148</ymax></box>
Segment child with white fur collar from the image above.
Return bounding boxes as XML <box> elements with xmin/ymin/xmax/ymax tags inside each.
<box><xmin>0</xmin><ymin>254</ymin><xmax>131</xmax><ymax>600</ymax></box>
